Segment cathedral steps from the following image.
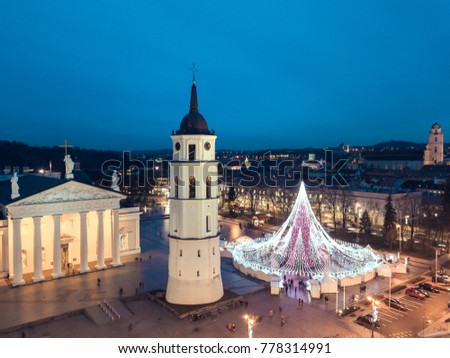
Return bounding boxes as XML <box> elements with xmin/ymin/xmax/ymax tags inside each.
<box><xmin>84</xmin><ymin>300</ymin><xmax>132</xmax><ymax>325</ymax></box>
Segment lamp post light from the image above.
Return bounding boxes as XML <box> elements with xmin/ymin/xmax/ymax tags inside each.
<box><xmin>396</xmin><ymin>224</ymin><xmax>401</xmax><ymax>256</ymax></box>
<box><xmin>368</xmin><ymin>296</ymin><xmax>379</xmax><ymax>338</ymax></box>
<box><xmin>435</xmin><ymin>248</ymin><xmax>439</xmax><ymax>284</ymax></box>
<box><xmin>244</xmin><ymin>315</ymin><xmax>254</xmax><ymax>338</ymax></box>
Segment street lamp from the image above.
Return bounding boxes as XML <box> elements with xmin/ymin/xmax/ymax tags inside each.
<box><xmin>435</xmin><ymin>248</ymin><xmax>439</xmax><ymax>284</ymax></box>
<box><xmin>396</xmin><ymin>224</ymin><xmax>401</xmax><ymax>256</ymax></box>
<box><xmin>244</xmin><ymin>314</ymin><xmax>254</xmax><ymax>338</ymax></box>
<box><xmin>367</xmin><ymin>296</ymin><xmax>379</xmax><ymax>338</ymax></box>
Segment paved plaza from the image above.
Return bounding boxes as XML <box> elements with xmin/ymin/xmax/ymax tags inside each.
<box><xmin>0</xmin><ymin>213</ymin><xmax>445</xmax><ymax>338</ymax></box>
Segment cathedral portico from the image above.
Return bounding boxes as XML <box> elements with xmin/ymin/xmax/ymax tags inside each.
<box><xmin>1</xmin><ymin>177</ymin><xmax>141</xmax><ymax>285</ymax></box>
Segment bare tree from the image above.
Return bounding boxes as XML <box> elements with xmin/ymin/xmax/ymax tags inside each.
<box><xmin>338</xmin><ymin>189</ymin><xmax>354</xmax><ymax>231</ymax></box>
<box><xmin>325</xmin><ymin>189</ymin><xmax>339</xmax><ymax>231</ymax></box>
<box><xmin>405</xmin><ymin>192</ymin><xmax>421</xmax><ymax>251</ymax></box>
<box><xmin>309</xmin><ymin>189</ymin><xmax>324</xmax><ymax>223</ymax></box>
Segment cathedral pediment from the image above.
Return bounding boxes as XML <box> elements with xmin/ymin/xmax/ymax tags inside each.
<box><xmin>7</xmin><ymin>180</ymin><xmax>125</xmax><ymax>207</ymax></box>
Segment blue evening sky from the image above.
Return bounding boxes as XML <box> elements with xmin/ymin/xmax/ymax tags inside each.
<box><xmin>1</xmin><ymin>1</ymin><xmax>450</xmax><ymax>151</ymax></box>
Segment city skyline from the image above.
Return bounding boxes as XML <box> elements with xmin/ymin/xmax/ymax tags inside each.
<box><xmin>2</xmin><ymin>1</ymin><xmax>450</xmax><ymax>151</ymax></box>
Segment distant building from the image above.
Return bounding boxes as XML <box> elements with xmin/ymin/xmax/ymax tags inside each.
<box><xmin>423</xmin><ymin>122</ymin><xmax>444</xmax><ymax>165</ymax></box>
<box><xmin>361</xmin><ymin>151</ymin><xmax>423</xmax><ymax>171</ymax></box>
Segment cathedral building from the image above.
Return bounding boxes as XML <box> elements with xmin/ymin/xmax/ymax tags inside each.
<box><xmin>0</xmin><ymin>169</ymin><xmax>141</xmax><ymax>286</ymax></box>
<box><xmin>165</xmin><ymin>78</ymin><xmax>224</xmax><ymax>305</ymax></box>
<box><xmin>423</xmin><ymin>122</ymin><xmax>444</xmax><ymax>165</ymax></box>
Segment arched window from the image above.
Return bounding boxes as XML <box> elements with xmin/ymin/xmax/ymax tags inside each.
<box><xmin>189</xmin><ymin>176</ymin><xmax>196</xmax><ymax>198</ymax></box>
<box><xmin>206</xmin><ymin>176</ymin><xmax>212</xmax><ymax>199</ymax></box>
<box><xmin>174</xmin><ymin>176</ymin><xmax>179</xmax><ymax>198</ymax></box>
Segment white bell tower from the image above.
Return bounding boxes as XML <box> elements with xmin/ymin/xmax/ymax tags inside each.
<box><xmin>166</xmin><ymin>76</ymin><xmax>224</xmax><ymax>305</ymax></box>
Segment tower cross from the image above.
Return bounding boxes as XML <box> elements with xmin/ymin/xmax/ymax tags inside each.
<box><xmin>59</xmin><ymin>139</ymin><xmax>73</xmax><ymax>157</ymax></box>
<box><xmin>190</xmin><ymin>63</ymin><xmax>198</xmax><ymax>82</ymax></box>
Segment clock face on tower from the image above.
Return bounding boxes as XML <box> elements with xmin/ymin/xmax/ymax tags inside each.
<box><xmin>204</xmin><ymin>142</ymin><xmax>211</xmax><ymax>151</ymax></box>
<box><xmin>175</xmin><ymin>142</ymin><xmax>181</xmax><ymax>151</ymax></box>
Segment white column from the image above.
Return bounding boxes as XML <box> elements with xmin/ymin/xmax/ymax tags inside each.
<box><xmin>79</xmin><ymin>212</ymin><xmax>90</xmax><ymax>273</ymax></box>
<box><xmin>112</xmin><ymin>209</ymin><xmax>122</xmax><ymax>267</ymax></box>
<box><xmin>0</xmin><ymin>231</ymin><xmax>7</xmax><ymax>273</ymax></box>
<box><xmin>12</xmin><ymin>218</ymin><xmax>25</xmax><ymax>286</ymax></box>
<box><xmin>95</xmin><ymin>210</ymin><xmax>106</xmax><ymax>270</ymax></box>
<box><xmin>51</xmin><ymin>214</ymin><xmax>64</xmax><ymax>278</ymax></box>
<box><xmin>32</xmin><ymin>216</ymin><xmax>44</xmax><ymax>282</ymax></box>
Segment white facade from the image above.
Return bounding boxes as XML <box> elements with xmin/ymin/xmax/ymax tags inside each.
<box><xmin>424</xmin><ymin>122</ymin><xmax>444</xmax><ymax>165</ymax></box>
<box><xmin>165</xmin><ymin>81</ymin><xmax>224</xmax><ymax>305</ymax></box>
<box><xmin>0</xmin><ymin>180</ymin><xmax>141</xmax><ymax>284</ymax></box>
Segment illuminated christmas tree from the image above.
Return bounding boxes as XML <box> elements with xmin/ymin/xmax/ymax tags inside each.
<box><xmin>232</xmin><ymin>182</ymin><xmax>382</xmax><ymax>280</ymax></box>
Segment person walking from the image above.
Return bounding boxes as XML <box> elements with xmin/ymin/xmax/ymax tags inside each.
<box><xmin>269</xmin><ymin>309</ymin><xmax>273</xmax><ymax>319</ymax></box>
<box><xmin>280</xmin><ymin>315</ymin><xmax>285</xmax><ymax>326</ymax></box>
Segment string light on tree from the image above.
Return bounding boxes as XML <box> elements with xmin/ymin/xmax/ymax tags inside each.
<box><xmin>232</xmin><ymin>182</ymin><xmax>382</xmax><ymax>280</ymax></box>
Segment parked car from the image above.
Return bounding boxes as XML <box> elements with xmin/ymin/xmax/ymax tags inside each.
<box><xmin>436</xmin><ymin>276</ymin><xmax>450</xmax><ymax>285</ymax></box>
<box><xmin>384</xmin><ymin>297</ymin><xmax>406</xmax><ymax>311</ymax></box>
<box><xmin>356</xmin><ymin>314</ymin><xmax>381</xmax><ymax>328</ymax></box>
<box><xmin>414</xmin><ymin>286</ymin><xmax>430</xmax><ymax>298</ymax></box>
<box><xmin>418</xmin><ymin>282</ymin><xmax>440</xmax><ymax>293</ymax></box>
<box><xmin>405</xmin><ymin>287</ymin><xmax>426</xmax><ymax>300</ymax></box>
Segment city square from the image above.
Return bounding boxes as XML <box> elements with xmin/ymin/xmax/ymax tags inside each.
<box><xmin>0</xmin><ymin>210</ymin><xmax>449</xmax><ymax>338</ymax></box>
<box><xmin>1</xmin><ymin>3</ymin><xmax>450</xmax><ymax>354</ymax></box>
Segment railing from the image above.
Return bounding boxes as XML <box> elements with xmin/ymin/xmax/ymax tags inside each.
<box><xmin>98</xmin><ymin>300</ymin><xmax>121</xmax><ymax>321</ymax></box>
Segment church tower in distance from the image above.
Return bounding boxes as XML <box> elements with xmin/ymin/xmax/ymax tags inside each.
<box><xmin>166</xmin><ymin>77</ymin><xmax>224</xmax><ymax>305</ymax></box>
<box><xmin>423</xmin><ymin>122</ymin><xmax>444</xmax><ymax>165</ymax></box>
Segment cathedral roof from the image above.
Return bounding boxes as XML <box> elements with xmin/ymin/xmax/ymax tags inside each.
<box><xmin>0</xmin><ymin>175</ymin><xmax>65</xmax><ymax>205</ymax></box>
<box><xmin>432</xmin><ymin>122</ymin><xmax>441</xmax><ymax>129</ymax></box>
<box><xmin>0</xmin><ymin>171</ymin><xmax>93</xmax><ymax>205</ymax></box>
<box><xmin>176</xmin><ymin>81</ymin><xmax>211</xmax><ymax>135</ymax></box>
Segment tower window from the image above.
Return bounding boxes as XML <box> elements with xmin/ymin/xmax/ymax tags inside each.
<box><xmin>213</xmin><ymin>267</ymin><xmax>216</xmax><ymax>274</ymax></box>
<box><xmin>189</xmin><ymin>176</ymin><xmax>196</xmax><ymax>198</ymax></box>
<box><xmin>206</xmin><ymin>215</ymin><xmax>211</xmax><ymax>232</ymax></box>
<box><xmin>198</xmin><ymin>249</ymin><xmax>201</xmax><ymax>257</ymax></box>
<box><xmin>197</xmin><ymin>270</ymin><xmax>200</xmax><ymax>277</ymax></box>
<box><xmin>435</xmin><ymin>147</ymin><xmax>437</xmax><ymax>153</ymax></box>
<box><xmin>213</xmin><ymin>247</ymin><xmax>215</xmax><ymax>255</ymax></box>
<box><xmin>435</xmin><ymin>136</ymin><xmax>438</xmax><ymax>142</ymax></box>
<box><xmin>189</xmin><ymin>144</ymin><xmax>196</xmax><ymax>160</ymax></box>
<box><xmin>175</xmin><ymin>176</ymin><xmax>179</xmax><ymax>198</ymax></box>
<box><xmin>206</xmin><ymin>176</ymin><xmax>212</xmax><ymax>199</ymax></box>
<box><xmin>179</xmin><ymin>270</ymin><xmax>181</xmax><ymax>277</ymax></box>
<box><xmin>179</xmin><ymin>249</ymin><xmax>182</xmax><ymax>257</ymax></box>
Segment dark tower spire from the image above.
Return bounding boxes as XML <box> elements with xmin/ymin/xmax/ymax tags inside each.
<box><xmin>190</xmin><ymin>64</ymin><xmax>198</xmax><ymax>112</ymax></box>
<box><xmin>176</xmin><ymin>64</ymin><xmax>210</xmax><ymax>135</ymax></box>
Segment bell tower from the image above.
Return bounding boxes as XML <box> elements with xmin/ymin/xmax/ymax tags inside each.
<box><xmin>424</xmin><ymin>122</ymin><xmax>444</xmax><ymax>165</ymax></box>
<box><xmin>165</xmin><ymin>75</ymin><xmax>224</xmax><ymax>305</ymax></box>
